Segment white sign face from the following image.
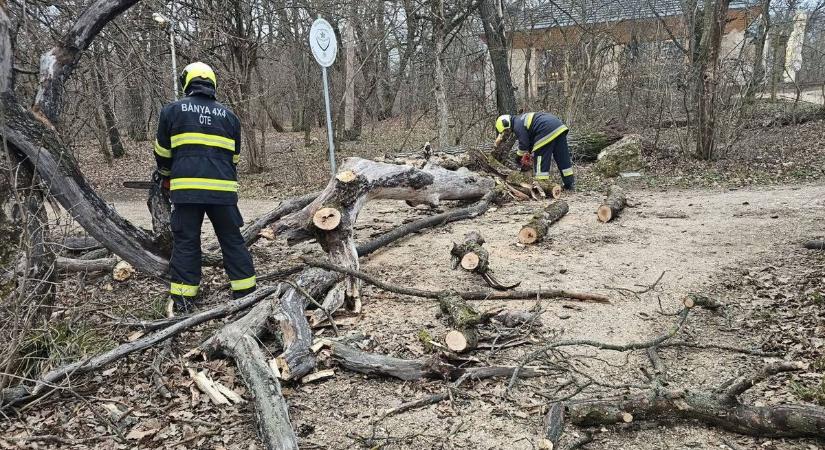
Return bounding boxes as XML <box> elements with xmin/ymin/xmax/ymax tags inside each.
<box><xmin>309</xmin><ymin>18</ymin><xmax>337</xmax><ymax>67</ymax></box>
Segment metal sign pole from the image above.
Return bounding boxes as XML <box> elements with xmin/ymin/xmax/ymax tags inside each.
<box><xmin>321</xmin><ymin>66</ymin><xmax>336</xmax><ymax>174</ymax></box>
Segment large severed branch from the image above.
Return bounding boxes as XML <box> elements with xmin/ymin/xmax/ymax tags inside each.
<box><xmin>275</xmin><ymin>158</ymin><xmax>493</xmax><ymax>317</ymax></box>
<box><xmin>597</xmin><ymin>185</ymin><xmax>627</xmax><ymax>223</ymax></box>
<box><xmin>519</xmin><ymin>200</ymin><xmax>569</xmax><ymax>245</ymax></box>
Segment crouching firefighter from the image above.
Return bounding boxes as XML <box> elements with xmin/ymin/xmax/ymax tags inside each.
<box><xmin>153</xmin><ymin>61</ymin><xmax>256</xmax><ymax>313</ymax></box>
<box><xmin>495</xmin><ymin>112</ymin><xmax>575</xmax><ymax>191</ymax></box>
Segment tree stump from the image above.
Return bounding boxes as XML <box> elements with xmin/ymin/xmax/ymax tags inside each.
<box><xmin>519</xmin><ymin>200</ymin><xmax>569</xmax><ymax>245</ymax></box>
<box><xmin>597</xmin><ymin>185</ymin><xmax>627</xmax><ymax>223</ymax></box>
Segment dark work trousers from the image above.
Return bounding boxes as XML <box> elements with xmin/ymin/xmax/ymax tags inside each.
<box><xmin>169</xmin><ymin>204</ymin><xmax>256</xmax><ymax>300</ymax></box>
<box><xmin>533</xmin><ymin>130</ymin><xmax>575</xmax><ymax>189</ymax></box>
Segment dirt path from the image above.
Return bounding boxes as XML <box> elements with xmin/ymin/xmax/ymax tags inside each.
<box><xmin>82</xmin><ymin>184</ymin><xmax>824</xmax><ymax>449</ymax></box>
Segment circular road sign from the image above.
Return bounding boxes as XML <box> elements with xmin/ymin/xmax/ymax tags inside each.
<box><xmin>309</xmin><ymin>18</ymin><xmax>337</xmax><ymax>67</ymax></box>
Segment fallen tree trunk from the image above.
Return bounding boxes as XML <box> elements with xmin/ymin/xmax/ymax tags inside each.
<box><xmin>55</xmin><ymin>256</ymin><xmax>116</xmax><ymax>273</ymax></box>
<box><xmin>1</xmin><ymin>286</ymin><xmax>279</xmax><ymax>411</ymax></box>
<box><xmin>275</xmin><ymin>158</ymin><xmax>493</xmax><ymax>317</ymax></box>
<box><xmin>564</xmin><ymin>361</ymin><xmax>825</xmax><ymax>439</ymax></box>
<box><xmin>330</xmin><ymin>342</ymin><xmax>548</xmax><ymax>381</ymax></box>
<box><xmin>803</xmin><ymin>240</ymin><xmax>825</xmax><ymax>250</ymax></box>
<box><xmin>519</xmin><ymin>200</ymin><xmax>569</xmax><ymax>245</ymax></box>
<box><xmin>439</xmin><ymin>293</ymin><xmax>482</xmax><ymax>353</ymax></box>
<box><xmin>597</xmin><ymin>185</ymin><xmax>627</xmax><ymax>223</ymax></box>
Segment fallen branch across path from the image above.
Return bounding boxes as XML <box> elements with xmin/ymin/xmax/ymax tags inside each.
<box><xmin>301</xmin><ymin>258</ymin><xmax>610</xmax><ymax>304</ymax></box>
<box><xmin>356</xmin><ymin>192</ymin><xmax>494</xmax><ymax>257</ymax></box>
<box><xmin>566</xmin><ymin>361</ymin><xmax>825</xmax><ymax>439</ymax></box>
<box><xmin>1</xmin><ymin>286</ymin><xmax>280</xmax><ymax>411</ymax></box>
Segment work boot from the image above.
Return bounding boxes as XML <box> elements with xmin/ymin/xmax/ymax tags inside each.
<box><xmin>232</xmin><ymin>287</ymin><xmax>256</xmax><ymax>300</ymax></box>
<box><xmin>563</xmin><ymin>175</ymin><xmax>576</xmax><ymax>192</ymax></box>
<box><xmin>169</xmin><ymin>295</ymin><xmax>198</xmax><ymax>315</ymax></box>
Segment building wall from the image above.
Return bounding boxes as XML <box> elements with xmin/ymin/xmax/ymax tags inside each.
<box><xmin>509</xmin><ymin>48</ymin><xmax>539</xmax><ymax>105</ymax></box>
<box><xmin>784</xmin><ymin>11</ymin><xmax>809</xmax><ymax>82</ymax></box>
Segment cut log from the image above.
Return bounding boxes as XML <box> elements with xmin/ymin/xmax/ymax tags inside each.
<box><xmin>450</xmin><ymin>231</ymin><xmax>488</xmax><ymax>273</ymax></box>
<box><xmin>804</xmin><ymin>240</ymin><xmax>825</xmax><ymax>250</ymax></box>
<box><xmin>597</xmin><ymin>185</ymin><xmax>627</xmax><ymax>223</ymax></box>
<box><xmin>444</xmin><ymin>329</ymin><xmax>478</xmax><ymax>353</ymax></box>
<box><xmin>567</xmin><ymin>362</ymin><xmax>825</xmax><ymax>439</ymax></box>
<box><xmin>438</xmin><ymin>293</ymin><xmax>482</xmax><ymax>353</ymax></box>
<box><xmin>519</xmin><ymin>200</ymin><xmax>569</xmax><ymax>245</ymax></box>
<box><xmin>312</xmin><ymin>207</ymin><xmax>341</xmax><ymax>231</ymax></box>
<box><xmin>274</xmin><ymin>158</ymin><xmax>493</xmax><ymax>318</ymax></box>
<box><xmin>61</xmin><ymin>235</ymin><xmax>102</xmax><ymax>252</ymax></box>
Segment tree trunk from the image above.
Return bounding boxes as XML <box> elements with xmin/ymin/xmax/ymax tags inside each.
<box><xmin>518</xmin><ymin>200</ymin><xmax>569</xmax><ymax>244</ymax></box>
<box><xmin>431</xmin><ymin>0</ymin><xmax>452</xmax><ymax>147</ymax></box>
<box><xmin>745</xmin><ymin>0</ymin><xmax>771</xmax><ymax>103</ymax></box>
<box><xmin>94</xmin><ymin>50</ymin><xmax>125</xmax><ymax>158</ymax></box>
<box><xmin>694</xmin><ymin>0</ymin><xmax>731</xmax><ymax>160</ymax></box>
<box><xmin>479</xmin><ymin>0</ymin><xmax>518</xmax><ymax>114</ymax></box>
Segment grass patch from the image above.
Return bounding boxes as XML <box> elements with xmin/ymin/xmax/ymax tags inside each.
<box><xmin>20</xmin><ymin>322</ymin><xmax>115</xmax><ymax>375</ymax></box>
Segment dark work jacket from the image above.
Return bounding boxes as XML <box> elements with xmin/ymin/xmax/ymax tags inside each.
<box><xmin>513</xmin><ymin>112</ymin><xmax>568</xmax><ymax>155</ymax></box>
<box><xmin>154</xmin><ymin>83</ymin><xmax>242</xmax><ymax>205</ymax></box>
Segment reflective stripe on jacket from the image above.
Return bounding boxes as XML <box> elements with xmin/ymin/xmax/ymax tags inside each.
<box><xmin>155</xmin><ymin>84</ymin><xmax>242</xmax><ymax>205</ymax></box>
<box><xmin>513</xmin><ymin>112</ymin><xmax>568</xmax><ymax>155</ymax></box>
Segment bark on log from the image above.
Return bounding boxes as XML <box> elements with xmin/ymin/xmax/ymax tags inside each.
<box><xmin>0</xmin><ymin>6</ymin><xmax>11</xmax><ymax>93</ymax></box>
<box><xmin>567</xmin><ymin>362</ymin><xmax>825</xmax><ymax>439</ymax></box>
<box><xmin>61</xmin><ymin>235</ymin><xmax>102</xmax><ymax>252</ymax></box>
<box><xmin>519</xmin><ymin>200</ymin><xmax>569</xmax><ymax>245</ymax></box>
<box><xmin>55</xmin><ymin>256</ymin><xmax>116</xmax><ymax>273</ymax></box>
<box><xmin>541</xmin><ymin>402</ymin><xmax>565</xmax><ymax>449</ymax></box>
<box><xmin>597</xmin><ymin>185</ymin><xmax>627</xmax><ymax>223</ymax></box>
<box><xmin>203</xmin><ymin>269</ymin><xmax>338</xmax><ymax>382</ymax></box>
<box><xmin>330</xmin><ymin>342</ymin><xmax>548</xmax><ymax>381</ymax></box>
<box><xmin>803</xmin><ymin>240</ymin><xmax>825</xmax><ymax>250</ymax></box>
<box><xmin>147</xmin><ymin>173</ymin><xmax>172</xmax><ymax>252</ymax></box>
<box><xmin>439</xmin><ymin>293</ymin><xmax>482</xmax><ymax>353</ymax></box>
<box><xmin>275</xmin><ymin>158</ymin><xmax>493</xmax><ymax>317</ymax></box>
<box><xmin>1</xmin><ymin>287</ymin><xmax>279</xmax><ymax>410</ymax></box>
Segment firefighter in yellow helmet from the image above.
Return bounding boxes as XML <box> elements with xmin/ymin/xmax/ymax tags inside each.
<box><xmin>495</xmin><ymin>112</ymin><xmax>575</xmax><ymax>190</ymax></box>
<box><xmin>153</xmin><ymin>62</ymin><xmax>256</xmax><ymax>313</ymax></box>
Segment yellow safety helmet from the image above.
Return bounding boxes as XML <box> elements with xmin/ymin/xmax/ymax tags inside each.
<box><xmin>495</xmin><ymin>114</ymin><xmax>512</xmax><ymax>134</ymax></box>
<box><xmin>179</xmin><ymin>62</ymin><xmax>217</xmax><ymax>93</ymax></box>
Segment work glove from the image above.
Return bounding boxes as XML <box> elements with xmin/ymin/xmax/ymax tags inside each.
<box><xmin>520</xmin><ymin>153</ymin><xmax>533</xmax><ymax>170</ymax></box>
<box><xmin>152</xmin><ymin>169</ymin><xmax>171</xmax><ymax>190</ymax></box>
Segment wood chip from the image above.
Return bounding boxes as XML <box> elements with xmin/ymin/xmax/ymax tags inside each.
<box><xmin>188</xmin><ymin>368</ymin><xmax>230</xmax><ymax>406</ymax></box>
<box><xmin>300</xmin><ymin>369</ymin><xmax>335</xmax><ymax>384</ymax></box>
